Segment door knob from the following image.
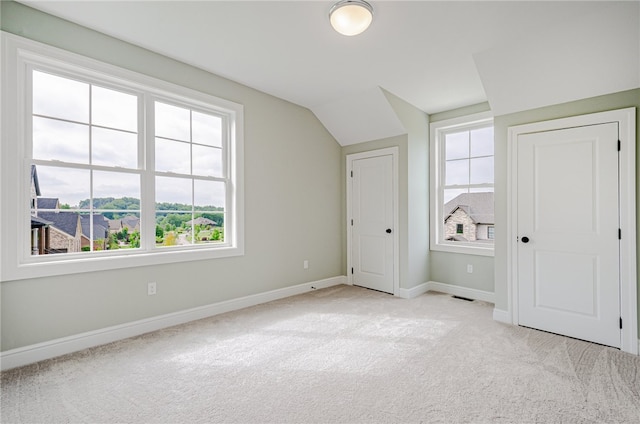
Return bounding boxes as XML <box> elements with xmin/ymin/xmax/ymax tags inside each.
<box><xmin>386</xmin><ymin>228</ymin><xmax>392</xmax><ymax>234</ymax></box>
<box><xmin>521</xmin><ymin>236</ymin><xmax>530</xmax><ymax>243</ymax></box>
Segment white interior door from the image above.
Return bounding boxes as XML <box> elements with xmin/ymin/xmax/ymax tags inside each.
<box><xmin>517</xmin><ymin>122</ymin><xmax>620</xmax><ymax>348</ymax></box>
<box><xmin>351</xmin><ymin>154</ymin><xmax>394</xmax><ymax>294</ymax></box>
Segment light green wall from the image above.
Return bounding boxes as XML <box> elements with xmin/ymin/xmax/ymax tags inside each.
<box><xmin>493</xmin><ymin>88</ymin><xmax>640</xmax><ymax>337</ymax></box>
<box><xmin>0</xmin><ymin>1</ymin><xmax>343</xmax><ymax>351</ymax></box>
<box><xmin>430</xmin><ymin>102</ymin><xmax>492</xmax><ymax>123</ymax></box>
<box><xmin>383</xmin><ymin>91</ymin><xmax>430</xmax><ymax>288</ymax></box>
<box><xmin>429</xmin><ymin>251</ymin><xmax>494</xmax><ymax>292</ymax></box>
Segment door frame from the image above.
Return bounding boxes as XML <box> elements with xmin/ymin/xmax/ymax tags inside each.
<box><xmin>346</xmin><ymin>147</ymin><xmax>399</xmax><ymax>295</ymax></box>
<box><xmin>507</xmin><ymin>108</ymin><xmax>637</xmax><ymax>354</ymax></box>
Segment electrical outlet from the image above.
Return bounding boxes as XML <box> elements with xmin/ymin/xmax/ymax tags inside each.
<box><xmin>303</xmin><ymin>260</ymin><xmax>309</xmax><ymax>269</ymax></box>
<box><xmin>148</xmin><ymin>282</ymin><xmax>157</xmax><ymax>296</ymax></box>
<box><xmin>467</xmin><ymin>264</ymin><xmax>473</xmax><ymax>274</ymax></box>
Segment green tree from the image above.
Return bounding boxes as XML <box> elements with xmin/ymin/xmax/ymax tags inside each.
<box><xmin>108</xmin><ymin>233</ymin><xmax>119</xmax><ymax>250</ymax></box>
<box><xmin>117</xmin><ymin>226</ymin><xmax>129</xmax><ymax>241</ymax></box>
<box><xmin>129</xmin><ymin>230</ymin><xmax>140</xmax><ymax>248</ymax></box>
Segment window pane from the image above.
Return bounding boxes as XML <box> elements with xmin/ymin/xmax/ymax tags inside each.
<box><xmin>445</xmin><ymin>159</ymin><xmax>469</xmax><ymax>186</ymax></box>
<box><xmin>156</xmin><ymin>176</ymin><xmax>192</xmax><ymax>207</ymax></box>
<box><xmin>35</xmin><ymin>166</ymin><xmax>89</xmax><ymax>208</ymax></box>
<box><xmin>442</xmin><ymin>189</ymin><xmax>494</xmax><ymax>244</ymax></box>
<box><xmin>156</xmin><ymin>138</ymin><xmax>190</xmax><ymax>174</ymax></box>
<box><xmin>155</xmin><ymin>212</ymin><xmax>193</xmax><ymax>246</ymax></box>
<box><xmin>92</xmin><ymin>127</ymin><xmax>138</xmax><ymax>168</ymax></box>
<box><xmin>155</xmin><ymin>102</ymin><xmax>190</xmax><ymax>141</ymax></box>
<box><xmin>192</xmin><ymin>145</ymin><xmax>222</xmax><ymax>177</ymax></box>
<box><xmin>33</xmin><ymin>71</ymin><xmax>89</xmax><ymax>123</ymax></box>
<box><xmin>193</xmin><ymin>111</ymin><xmax>222</xmax><ymax>147</ymax></box>
<box><xmin>32</xmin><ymin>210</ymin><xmax>83</xmax><ymax>254</ymax></box>
<box><xmin>109</xmin><ymin>212</ymin><xmax>141</xmax><ymax>249</ymax></box>
<box><xmin>443</xmin><ymin>188</ymin><xmax>468</xmax><ymax>205</ymax></box>
<box><xmin>443</xmin><ymin>190</ymin><xmax>470</xmax><ymax>242</ymax></box>
<box><xmin>470</xmin><ymin>157</ymin><xmax>494</xmax><ymax>184</ymax></box>
<box><xmin>33</xmin><ymin>117</ymin><xmax>89</xmax><ymax>163</ymax></box>
<box><xmin>79</xmin><ymin>212</ymin><xmax>112</xmax><ymax>251</ymax></box>
<box><xmin>92</xmin><ymin>86</ymin><xmax>138</xmax><ymax>132</ymax></box>
<box><xmin>92</xmin><ymin>171</ymin><xmax>140</xmax><ymax>208</ymax></box>
<box><xmin>194</xmin><ymin>180</ymin><xmax>225</xmax><ymax>210</ymax></box>
<box><xmin>445</xmin><ymin>131</ymin><xmax>469</xmax><ymax>160</ymax></box>
<box><xmin>470</xmin><ymin>127</ymin><xmax>494</xmax><ymax>157</ymax></box>
<box><xmin>192</xmin><ymin>214</ymin><xmax>224</xmax><ymax>244</ymax></box>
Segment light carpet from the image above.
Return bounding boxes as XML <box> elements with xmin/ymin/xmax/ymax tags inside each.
<box><xmin>1</xmin><ymin>285</ymin><xmax>639</xmax><ymax>423</ymax></box>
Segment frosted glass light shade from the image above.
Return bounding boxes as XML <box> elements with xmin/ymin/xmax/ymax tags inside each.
<box><xmin>329</xmin><ymin>0</ymin><xmax>373</xmax><ymax>36</ymax></box>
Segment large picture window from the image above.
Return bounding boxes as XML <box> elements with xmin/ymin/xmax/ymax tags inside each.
<box><xmin>1</xmin><ymin>34</ymin><xmax>244</xmax><ymax>280</ymax></box>
<box><xmin>430</xmin><ymin>112</ymin><xmax>494</xmax><ymax>256</ymax></box>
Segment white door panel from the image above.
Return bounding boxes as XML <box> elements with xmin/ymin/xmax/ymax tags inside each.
<box><xmin>517</xmin><ymin>122</ymin><xmax>620</xmax><ymax>348</ymax></box>
<box><xmin>352</xmin><ymin>155</ymin><xmax>394</xmax><ymax>294</ymax></box>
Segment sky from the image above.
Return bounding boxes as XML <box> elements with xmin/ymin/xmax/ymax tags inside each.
<box><xmin>443</xmin><ymin>126</ymin><xmax>494</xmax><ymax>204</ymax></box>
<box><xmin>32</xmin><ymin>70</ymin><xmax>225</xmax><ymax>209</ymax></box>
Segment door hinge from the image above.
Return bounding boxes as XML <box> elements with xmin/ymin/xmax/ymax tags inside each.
<box><xmin>351</xmin><ymin>267</ymin><xmax>354</xmax><ymax>274</ymax></box>
<box><xmin>619</xmin><ymin>228</ymin><xmax>622</xmax><ymax>240</ymax></box>
<box><xmin>618</xmin><ymin>140</ymin><xmax>621</xmax><ymax>151</ymax></box>
<box><xmin>620</xmin><ymin>317</ymin><xmax>623</xmax><ymax>329</ymax></box>
<box><xmin>350</xmin><ymin>170</ymin><xmax>353</xmax><ymax>177</ymax></box>
<box><xmin>351</xmin><ymin>219</ymin><xmax>353</xmax><ymax>226</ymax></box>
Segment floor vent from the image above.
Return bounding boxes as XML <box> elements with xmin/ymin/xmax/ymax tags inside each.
<box><xmin>452</xmin><ymin>295</ymin><xmax>474</xmax><ymax>302</ymax></box>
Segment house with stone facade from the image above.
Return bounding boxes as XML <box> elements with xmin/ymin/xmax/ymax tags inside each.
<box><xmin>30</xmin><ymin>165</ymin><xmax>110</xmax><ymax>254</ymax></box>
<box><xmin>444</xmin><ymin>192</ymin><xmax>494</xmax><ymax>242</ymax></box>
<box><xmin>37</xmin><ymin>211</ymin><xmax>83</xmax><ymax>253</ymax></box>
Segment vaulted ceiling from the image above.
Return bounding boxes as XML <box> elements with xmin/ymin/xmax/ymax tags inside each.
<box><xmin>19</xmin><ymin>1</ymin><xmax>640</xmax><ymax>145</ymax></box>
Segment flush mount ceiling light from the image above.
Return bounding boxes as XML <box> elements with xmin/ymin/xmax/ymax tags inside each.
<box><xmin>329</xmin><ymin>0</ymin><xmax>374</xmax><ymax>36</ymax></box>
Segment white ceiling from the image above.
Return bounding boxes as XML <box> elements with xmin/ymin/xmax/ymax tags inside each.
<box><xmin>19</xmin><ymin>1</ymin><xmax>640</xmax><ymax>145</ymax></box>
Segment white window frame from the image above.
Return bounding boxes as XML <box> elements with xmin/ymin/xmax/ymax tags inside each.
<box><xmin>1</xmin><ymin>33</ymin><xmax>244</xmax><ymax>281</ymax></box>
<box><xmin>429</xmin><ymin>111</ymin><xmax>494</xmax><ymax>257</ymax></box>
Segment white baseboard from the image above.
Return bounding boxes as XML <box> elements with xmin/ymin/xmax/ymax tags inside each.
<box><xmin>396</xmin><ymin>282</ymin><xmax>430</xmax><ymax>299</ymax></box>
<box><xmin>492</xmin><ymin>308</ymin><xmax>511</xmax><ymax>324</ymax></box>
<box><xmin>425</xmin><ymin>281</ymin><xmax>495</xmax><ymax>303</ymax></box>
<box><xmin>396</xmin><ymin>281</ymin><xmax>495</xmax><ymax>304</ymax></box>
<box><xmin>0</xmin><ymin>276</ymin><xmax>346</xmax><ymax>371</ymax></box>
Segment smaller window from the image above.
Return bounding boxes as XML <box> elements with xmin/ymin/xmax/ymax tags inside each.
<box><xmin>430</xmin><ymin>111</ymin><xmax>494</xmax><ymax>256</ymax></box>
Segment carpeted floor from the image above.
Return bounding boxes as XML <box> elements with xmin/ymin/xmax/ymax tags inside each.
<box><xmin>1</xmin><ymin>285</ymin><xmax>639</xmax><ymax>423</ymax></box>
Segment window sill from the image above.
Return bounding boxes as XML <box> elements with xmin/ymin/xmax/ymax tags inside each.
<box><xmin>430</xmin><ymin>242</ymin><xmax>495</xmax><ymax>257</ymax></box>
<box><xmin>1</xmin><ymin>245</ymin><xmax>244</xmax><ymax>282</ymax></box>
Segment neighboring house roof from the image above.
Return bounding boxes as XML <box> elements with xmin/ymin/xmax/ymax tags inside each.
<box><xmin>38</xmin><ymin>197</ymin><xmax>60</xmax><ymax>210</ymax></box>
<box><xmin>121</xmin><ymin>216</ymin><xmax>140</xmax><ymax>231</ymax></box>
<box><xmin>187</xmin><ymin>217</ymin><xmax>216</xmax><ymax>226</ymax></box>
<box><xmin>31</xmin><ymin>164</ymin><xmax>41</xmax><ymax>196</ymax></box>
<box><xmin>108</xmin><ymin>219</ymin><xmax>122</xmax><ymax>232</ymax></box>
<box><xmin>444</xmin><ymin>192</ymin><xmax>494</xmax><ymax>225</ymax></box>
<box><xmin>31</xmin><ymin>215</ymin><xmax>52</xmax><ymax>228</ymax></box>
<box><xmin>37</xmin><ymin>211</ymin><xmax>80</xmax><ymax>237</ymax></box>
<box><xmin>80</xmin><ymin>214</ymin><xmax>110</xmax><ymax>239</ymax></box>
